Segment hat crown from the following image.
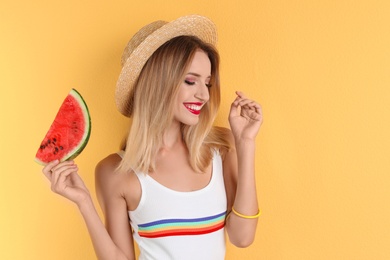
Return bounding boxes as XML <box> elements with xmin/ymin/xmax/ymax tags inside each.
<box><xmin>121</xmin><ymin>20</ymin><xmax>168</xmax><ymax>67</ymax></box>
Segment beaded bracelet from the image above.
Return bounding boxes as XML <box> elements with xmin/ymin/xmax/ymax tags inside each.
<box><xmin>231</xmin><ymin>207</ymin><xmax>261</xmax><ymax>219</ymax></box>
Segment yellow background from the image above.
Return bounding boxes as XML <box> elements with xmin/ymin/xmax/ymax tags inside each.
<box><xmin>1</xmin><ymin>0</ymin><xmax>389</xmax><ymax>259</ymax></box>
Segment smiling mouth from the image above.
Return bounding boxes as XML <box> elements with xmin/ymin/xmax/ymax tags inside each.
<box><xmin>184</xmin><ymin>103</ymin><xmax>203</xmax><ymax>115</ymax></box>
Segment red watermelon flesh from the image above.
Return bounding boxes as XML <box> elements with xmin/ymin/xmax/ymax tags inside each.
<box><xmin>35</xmin><ymin>89</ymin><xmax>91</xmax><ymax>165</ymax></box>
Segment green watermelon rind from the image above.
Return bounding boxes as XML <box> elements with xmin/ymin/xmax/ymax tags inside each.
<box><xmin>34</xmin><ymin>88</ymin><xmax>91</xmax><ymax>165</ymax></box>
<box><xmin>62</xmin><ymin>88</ymin><xmax>91</xmax><ymax>162</ymax></box>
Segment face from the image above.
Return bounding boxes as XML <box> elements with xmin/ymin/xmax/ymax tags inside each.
<box><xmin>173</xmin><ymin>50</ymin><xmax>211</xmax><ymax>126</ymax></box>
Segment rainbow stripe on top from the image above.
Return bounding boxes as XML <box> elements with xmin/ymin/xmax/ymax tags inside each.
<box><xmin>138</xmin><ymin>211</ymin><xmax>226</xmax><ymax>238</ymax></box>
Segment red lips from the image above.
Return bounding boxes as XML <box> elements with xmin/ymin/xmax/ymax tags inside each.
<box><xmin>183</xmin><ymin>102</ymin><xmax>203</xmax><ymax>115</ymax></box>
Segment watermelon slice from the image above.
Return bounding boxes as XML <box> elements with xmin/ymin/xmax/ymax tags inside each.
<box><xmin>35</xmin><ymin>88</ymin><xmax>91</xmax><ymax>165</ymax></box>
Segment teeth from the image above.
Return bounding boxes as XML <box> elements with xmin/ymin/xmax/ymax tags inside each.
<box><xmin>186</xmin><ymin>104</ymin><xmax>201</xmax><ymax>111</ymax></box>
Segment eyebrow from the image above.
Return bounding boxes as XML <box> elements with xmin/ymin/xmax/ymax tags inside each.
<box><xmin>186</xmin><ymin>72</ymin><xmax>211</xmax><ymax>78</ymax></box>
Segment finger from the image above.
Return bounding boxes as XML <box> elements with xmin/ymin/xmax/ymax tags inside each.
<box><xmin>237</xmin><ymin>99</ymin><xmax>256</xmax><ymax>108</ymax></box>
<box><xmin>237</xmin><ymin>96</ymin><xmax>261</xmax><ymax>108</ymax></box>
<box><xmin>243</xmin><ymin>102</ymin><xmax>262</xmax><ymax>112</ymax></box>
<box><xmin>51</xmin><ymin>163</ymin><xmax>77</xmax><ymax>185</ymax></box>
<box><xmin>230</xmin><ymin>97</ymin><xmax>242</xmax><ymax>117</ymax></box>
<box><xmin>234</xmin><ymin>92</ymin><xmax>254</xmax><ymax>103</ymax></box>
<box><xmin>51</xmin><ymin>160</ymin><xmax>75</xmax><ymax>172</ymax></box>
<box><xmin>241</xmin><ymin>103</ymin><xmax>263</xmax><ymax>119</ymax></box>
<box><xmin>51</xmin><ymin>166</ymin><xmax>78</xmax><ymax>193</ymax></box>
<box><xmin>231</xmin><ymin>93</ymin><xmax>242</xmax><ymax>106</ymax></box>
<box><xmin>42</xmin><ymin>160</ymin><xmax>59</xmax><ymax>180</ymax></box>
<box><xmin>57</xmin><ymin>167</ymin><xmax>78</xmax><ymax>186</ymax></box>
<box><xmin>235</xmin><ymin>91</ymin><xmax>246</xmax><ymax>99</ymax></box>
<box><xmin>255</xmin><ymin>104</ymin><xmax>263</xmax><ymax>115</ymax></box>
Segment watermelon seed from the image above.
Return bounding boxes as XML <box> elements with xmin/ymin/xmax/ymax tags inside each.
<box><xmin>53</xmin><ymin>138</ymin><xmax>57</xmax><ymax>143</ymax></box>
<box><xmin>59</xmin><ymin>146</ymin><xmax>63</xmax><ymax>150</ymax></box>
<box><xmin>55</xmin><ymin>147</ymin><xmax>59</xmax><ymax>152</ymax></box>
<box><xmin>48</xmin><ymin>139</ymin><xmax>51</xmax><ymax>144</ymax></box>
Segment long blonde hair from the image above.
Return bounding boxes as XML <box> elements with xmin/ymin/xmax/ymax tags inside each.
<box><xmin>118</xmin><ymin>36</ymin><xmax>230</xmax><ymax>174</ymax></box>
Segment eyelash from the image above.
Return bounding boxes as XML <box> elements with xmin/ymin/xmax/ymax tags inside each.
<box><xmin>184</xmin><ymin>80</ymin><xmax>212</xmax><ymax>88</ymax></box>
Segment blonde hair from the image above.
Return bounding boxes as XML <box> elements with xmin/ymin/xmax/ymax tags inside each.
<box><xmin>118</xmin><ymin>36</ymin><xmax>230</xmax><ymax>174</ymax></box>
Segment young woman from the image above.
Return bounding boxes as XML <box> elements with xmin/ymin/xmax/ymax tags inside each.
<box><xmin>42</xmin><ymin>15</ymin><xmax>263</xmax><ymax>260</ymax></box>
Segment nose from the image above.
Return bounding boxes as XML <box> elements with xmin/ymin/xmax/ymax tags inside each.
<box><xmin>195</xmin><ymin>83</ymin><xmax>210</xmax><ymax>102</ymax></box>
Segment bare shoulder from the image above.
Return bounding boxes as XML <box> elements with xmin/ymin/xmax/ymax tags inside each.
<box><xmin>95</xmin><ymin>153</ymin><xmax>141</xmax><ymax>211</ymax></box>
<box><xmin>96</xmin><ymin>153</ymin><xmax>122</xmax><ymax>175</ymax></box>
<box><xmin>95</xmin><ymin>153</ymin><xmax>125</xmax><ymax>188</ymax></box>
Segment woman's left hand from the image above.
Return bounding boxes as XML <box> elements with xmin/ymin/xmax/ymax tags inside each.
<box><xmin>229</xmin><ymin>91</ymin><xmax>263</xmax><ymax>142</ymax></box>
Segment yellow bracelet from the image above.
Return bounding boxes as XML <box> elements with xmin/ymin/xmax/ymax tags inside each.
<box><xmin>231</xmin><ymin>207</ymin><xmax>261</xmax><ymax>219</ymax></box>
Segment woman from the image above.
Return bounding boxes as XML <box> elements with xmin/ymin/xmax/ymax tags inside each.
<box><xmin>43</xmin><ymin>15</ymin><xmax>263</xmax><ymax>260</ymax></box>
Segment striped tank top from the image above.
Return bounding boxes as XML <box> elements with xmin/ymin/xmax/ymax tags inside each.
<box><xmin>121</xmin><ymin>150</ymin><xmax>227</xmax><ymax>260</ymax></box>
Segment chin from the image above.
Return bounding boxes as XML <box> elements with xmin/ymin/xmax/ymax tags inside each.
<box><xmin>180</xmin><ymin>117</ymin><xmax>200</xmax><ymax>126</ymax></box>
<box><xmin>183</xmin><ymin>120</ymin><xmax>199</xmax><ymax>126</ymax></box>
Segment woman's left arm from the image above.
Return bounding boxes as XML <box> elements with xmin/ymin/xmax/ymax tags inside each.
<box><xmin>224</xmin><ymin>91</ymin><xmax>263</xmax><ymax>248</ymax></box>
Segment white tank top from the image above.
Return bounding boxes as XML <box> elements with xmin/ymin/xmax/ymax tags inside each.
<box><xmin>119</xmin><ymin>150</ymin><xmax>227</xmax><ymax>260</ymax></box>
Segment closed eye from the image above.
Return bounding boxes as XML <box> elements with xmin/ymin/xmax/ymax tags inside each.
<box><xmin>185</xmin><ymin>80</ymin><xmax>212</xmax><ymax>88</ymax></box>
<box><xmin>184</xmin><ymin>80</ymin><xmax>195</xmax><ymax>85</ymax></box>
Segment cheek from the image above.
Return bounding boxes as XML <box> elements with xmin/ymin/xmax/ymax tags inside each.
<box><xmin>175</xmin><ymin>92</ymin><xmax>183</xmax><ymax>106</ymax></box>
<box><xmin>176</xmin><ymin>87</ymin><xmax>189</xmax><ymax>103</ymax></box>
<box><xmin>174</xmin><ymin>93</ymin><xmax>186</xmax><ymax>112</ymax></box>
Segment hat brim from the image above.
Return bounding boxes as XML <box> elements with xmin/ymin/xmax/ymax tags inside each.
<box><xmin>115</xmin><ymin>15</ymin><xmax>217</xmax><ymax>117</ymax></box>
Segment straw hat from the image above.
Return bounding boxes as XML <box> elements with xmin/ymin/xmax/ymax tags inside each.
<box><xmin>115</xmin><ymin>15</ymin><xmax>217</xmax><ymax>117</ymax></box>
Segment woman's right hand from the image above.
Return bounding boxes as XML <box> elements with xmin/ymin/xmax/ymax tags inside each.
<box><xmin>42</xmin><ymin>160</ymin><xmax>91</xmax><ymax>206</ymax></box>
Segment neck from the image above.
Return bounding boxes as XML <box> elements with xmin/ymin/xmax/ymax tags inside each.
<box><xmin>161</xmin><ymin>122</ymin><xmax>183</xmax><ymax>149</ymax></box>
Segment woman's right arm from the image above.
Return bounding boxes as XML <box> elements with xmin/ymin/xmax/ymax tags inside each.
<box><xmin>94</xmin><ymin>154</ymin><xmax>137</xmax><ymax>260</ymax></box>
<box><xmin>43</xmin><ymin>155</ymin><xmax>136</xmax><ymax>260</ymax></box>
